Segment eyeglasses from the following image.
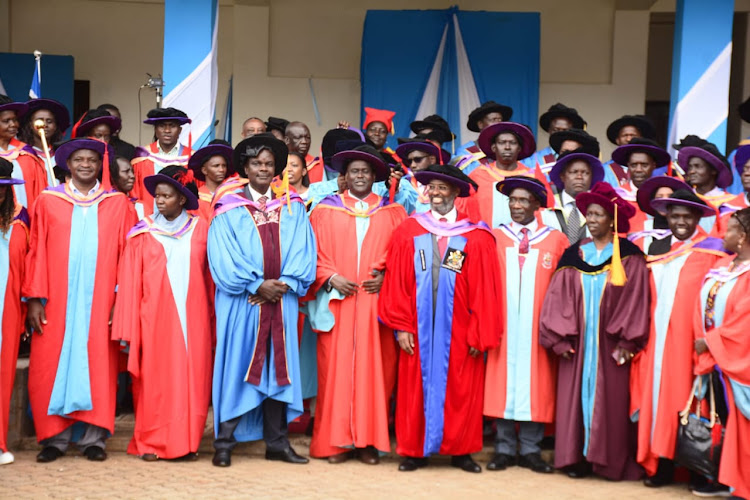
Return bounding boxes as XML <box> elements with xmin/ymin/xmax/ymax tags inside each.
<box><xmin>405</xmin><ymin>155</ymin><xmax>429</xmax><ymax>167</ymax></box>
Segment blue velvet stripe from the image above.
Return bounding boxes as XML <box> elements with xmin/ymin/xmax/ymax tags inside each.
<box><xmin>413</xmin><ymin>233</ymin><xmax>466</xmax><ymax>456</ymax></box>
<box><xmin>579</xmin><ymin>242</ymin><xmax>612</xmax><ymax>456</ymax></box>
<box><xmin>0</xmin><ymin>229</ymin><xmax>10</xmax><ymax>361</ymax></box>
<box><xmin>48</xmin><ymin>203</ymin><xmax>100</xmax><ymax>416</ymax></box>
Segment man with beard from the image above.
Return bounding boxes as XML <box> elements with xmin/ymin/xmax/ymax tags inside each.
<box><xmin>379</xmin><ymin>164</ymin><xmax>502</xmax><ymax>473</ymax></box>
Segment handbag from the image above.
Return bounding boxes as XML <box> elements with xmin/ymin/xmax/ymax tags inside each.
<box><xmin>674</xmin><ymin>373</ymin><xmax>725</xmax><ymax>479</ymax></box>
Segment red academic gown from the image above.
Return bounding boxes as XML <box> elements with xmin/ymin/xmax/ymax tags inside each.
<box><xmin>379</xmin><ymin>212</ymin><xmax>502</xmax><ymax>457</ymax></box>
<box><xmin>308</xmin><ymin>191</ymin><xmax>406</xmax><ymax>457</ymax></box>
<box><xmin>131</xmin><ymin>143</ymin><xmax>194</xmax><ymax>217</ymax></box>
<box><xmin>0</xmin><ymin>205</ymin><xmax>29</xmax><ymax>453</ymax></box>
<box><xmin>484</xmin><ymin>223</ymin><xmax>568</xmax><ymax>423</ymax></box>
<box><xmin>456</xmin><ymin>162</ymin><xmax>533</xmax><ymax>226</ymax></box>
<box><xmin>23</xmin><ymin>185</ymin><xmax>137</xmax><ymax>441</ymax></box>
<box><xmin>112</xmin><ymin>214</ymin><xmax>214</xmax><ymax>459</ymax></box>
<box><xmin>196</xmin><ymin>185</ymin><xmax>214</xmax><ymax>222</ymax></box>
<box><xmin>711</xmin><ymin>193</ymin><xmax>748</xmax><ymax>238</ymax></box>
<box><xmin>305</xmin><ymin>156</ymin><xmax>326</xmax><ymax>184</ymax></box>
<box><xmin>694</xmin><ymin>257</ymin><xmax>750</xmax><ymax>500</ymax></box>
<box><xmin>1</xmin><ymin>139</ymin><xmax>49</xmax><ymax>210</ymax></box>
<box><xmin>634</xmin><ymin>233</ymin><xmax>725</xmax><ymax>476</ymax></box>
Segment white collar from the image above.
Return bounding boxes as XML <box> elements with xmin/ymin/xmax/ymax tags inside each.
<box><xmin>69</xmin><ymin>179</ymin><xmax>100</xmax><ymax>196</ymax></box>
<box><xmin>347</xmin><ymin>189</ymin><xmax>372</xmax><ymax>202</ymax></box>
<box><xmin>157</xmin><ymin>142</ymin><xmax>181</xmax><ymax>157</ymax></box>
<box><xmin>431</xmin><ymin>206</ymin><xmax>457</xmax><ymax>224</ymax></box>
<box><xmin>247</xmin><ymin>184</ymin><xmax>271</xmax><ymax>202</ymax></box>
<box><xmin>509</xmin><ymin>218</ymin><xmax>539</xmax><ymax>235</ymax></box>
<box><xmin>561</xmin><ymin>190</ymin><xmax>576</xmax><ymax>206</ymax></box>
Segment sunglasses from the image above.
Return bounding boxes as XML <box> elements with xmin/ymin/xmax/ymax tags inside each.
<box><xmin>405</xmin><ymin>155</ymin><xmax>429</xmax><ymax>167</ymax></box>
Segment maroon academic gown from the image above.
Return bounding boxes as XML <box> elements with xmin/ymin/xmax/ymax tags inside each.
<box><xmin>539</xmin><ymin>238</ymin><xmax>650</xmax><ymax>480</ymax></box>
<box><xmin>379</xmin><ymin>212</ymin><xmax>502</xmax><ymax>457</ymax></box>
<box><xmin>112</xmin><ymin>214</ymin><xmax>214</xmax><ymax>459</ymax></box>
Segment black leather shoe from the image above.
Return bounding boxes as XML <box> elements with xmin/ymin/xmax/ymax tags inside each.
<box><xmin>36</xmin><ymin>447</ymin><xmax>64</xmax><ymax>463</ymax></box>
<box><xmin>265</xmin><ymin>446</ymin><xmax>309</xmax><ymax>464</ymax></box>
<box><xmin>644</xmin><ymin>458</ymin><xmax>674</xmax><ymax>487</ymax></box>
<box><xmin>212</xmin><ymin>449</ymin><xmax>231</xmax><ymax>467</ymax></box>
<box><xmin>564</xmin><ymin>461</ymin><xmax>592</xmax><ymax>478</ymax></box>
<box><xmin>83</xmin><ymin>446</ymin><xmax>107</xmax><ymax>462</ymax></box>
<box><xmin>451</xmin><ymin>454</ymin><xmax>482</xmax><ymax>473</ymax></box>
<box><xmin>486</xmin><ymin>453</ymin><xmax>516</xmax><ymax>471</ymax></box>
<box><xmin>398</xmin><ymin>457</ymin><xmax>428</xmax><ymax>471</ymax></box>
<box><xmin>519</xmin><ymin>453</ymin><xmax>553</xmax><ymax>473</ymax></box>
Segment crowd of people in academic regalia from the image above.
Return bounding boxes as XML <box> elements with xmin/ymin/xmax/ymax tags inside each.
<box><xmin>0</xmin><ymin>91</ymin><xmax>749</xmax><ymax>499</ymax></box>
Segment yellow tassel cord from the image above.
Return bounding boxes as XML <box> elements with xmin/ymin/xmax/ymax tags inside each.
<box><xmin>609</xmin><ymin>202</ymin><xmax>628</xmax><ymax>286</ymax></box>
<box><xmin>272</xmin><ymin>169</ymin><xmax>293</xmax><ymax>215</ymax></box>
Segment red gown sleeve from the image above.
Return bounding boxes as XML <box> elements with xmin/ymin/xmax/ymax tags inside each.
<box><xmin>111</xmin><ymin>235</ymin><xmax>144</xmax><ymax>378</ymax></box>
<box><xmin>21</xmin><ymin>196</ymin><xmax>49</xmax><ymax>301</ymax></box>
<box><xmin>379</xmin><ymin>221</ymin><xmax>418</xmax><ymax>334</ymax></box>
<box><xmin>465</xmin><ymin>229</ymin><xmax>503</xmax><ymax>352</ymax></box>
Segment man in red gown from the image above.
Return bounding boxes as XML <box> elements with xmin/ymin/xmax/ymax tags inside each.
<box><xmin>24</xmin><ymin>138</ymin><xmax>137</xmax><ymax>463</ymax></box>
<box><xmin>131</xmin><ymin>107</ymin><xmax>194</xmax><ymax>216</ymax></box>
<box><xmin>379</xmin><ymin>163</ymin><xmax>502</xmax><ymax>473</ymax></box>
<box><xmin>308</xmin><ymin>144</ymin><xmax>406</xmax><ymax>464</ymax></box>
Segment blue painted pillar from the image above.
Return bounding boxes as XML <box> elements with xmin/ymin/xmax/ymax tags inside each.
<box><xmin>162</xmin><ymin>0</ymin><xmax>219</xmax><ymax>148</ymax></box>
<box><xmin>668</xmin><ymin>0</ymin><xmax>734</xmax><ymax>155</ymax></box>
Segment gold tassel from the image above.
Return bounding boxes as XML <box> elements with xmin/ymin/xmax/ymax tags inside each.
<box><xmin>271</xmin><ymin>169</ymin><xmax>293</xmax><ymax>215</ymax></box>
<box><xmin>609</xmin><ymin>202</ymin><xmax>627</xmax><ymax>286</ymax></box>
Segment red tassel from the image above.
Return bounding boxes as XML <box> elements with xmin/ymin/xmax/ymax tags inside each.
<box><xmin>389</xmin><ymin>173</ymin><xmax>397</xmax><ymax>204</ymax></box>
<box><xmin>100</xmin><ymin>140</ymin><xmax>112</xmax><ymax>191</ymax></box>
<box><xmin>534</xmin><ymin>159</ymin><xmax>555</xmax><ymax>207</ymax></box>
<box><xmin>187</xmin><ymin>127</ymin><xmax>193</xmax><ymax>159</ymax></box>
<box><xmin>71</xmin><ymin>114</ymin><xmax>86</xmax><ymax>139</ymax></box>
<box><xmin>667</xmin><ymin>160</ymin><xmax>673</xmax><ymax>177</ymax></box>
<box><xmin>175</xmin><ymin>168</ymin><xmax>195</xmax><ymax>186</ymax></box>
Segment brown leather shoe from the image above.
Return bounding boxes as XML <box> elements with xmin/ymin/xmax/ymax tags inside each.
<box><xmin>327</xmin><ymin>450</ymin><xmax>354</xmax><ymax>464</ymax></box>
<box><xmin>358</xmin><ymin>446</ymin><xmax>380</xmax><ymax>465</ymax></box>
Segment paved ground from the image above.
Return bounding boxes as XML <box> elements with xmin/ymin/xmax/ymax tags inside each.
<box><xmin>0</xmin><ymin>448</ymin><xmax>694</xmax><ymax>499</ymax></box>
<box><xmin>1</xmin><ymin>411</ymin><xmax>696</xmax><ymax>499</ymax></box>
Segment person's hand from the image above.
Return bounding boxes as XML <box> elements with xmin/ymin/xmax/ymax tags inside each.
<box><xmin>248</xmin><ymin>294</ymin><xmax>267</xmax><ymax>306</ymax></box>
<box><xmin>361</xmin><ymin>270</ymin><xmax>384</xmax><ymax>294</ymax></box>
<box><xmin>468</xmin><ymin>347</ymin><xmax>480</xmax><ymax>358</ymax></box>
<box><xmin>330</xmin><ymin>275</ymin><xmax>358</xmax><ymax>297</ymax></box>
<box><xmin>560</xmin><ymin>348</ymin><xmax>575</xmax><ymax>360</ymax></box>
<box><xmin>337</xmin><ymin>120</ymin><xmax>351</xmax><ymax>129</ymax></box>
<box><xmin>397</xmin><ymin>331</ymin><xmax>415</xmax><ymax>355</ymax></box>
<box><xmin>27</xmin><ymin>298</ymin><xmax>47</xmax><ymax>335</ymax></box>
<box><xmin>255</xmin><ymin>280</ymin><xmax>289</xmax><ymax>303</ymax></box>
<box><xmin>613</xmin><ymin>346</ymin><xmax>635</xmax><ymax>366</ymax></box>
<box><xmin>694</xmin><ymin>338</ymin><xmax>708</xmax><ymax>354</ymax></box>
<box><xmin>389</xmin><ymin>169</ymin><xmax>404</xmax><ymax>192</ymax></box>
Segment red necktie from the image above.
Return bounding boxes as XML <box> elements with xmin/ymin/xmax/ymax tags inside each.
<box><xmin>257</xmin><ymin>195</ymin><xmax>268</xmax><ymax>212</ymax></box>
<box><xmin>518</xmin><ymin>227</ymin><xmax>530</xmax><ymax>269</ymax></box>
<box><xmin>437</xmin><ymin>217</ymin><xmax>448</xmax><ymax>257</ymax></box>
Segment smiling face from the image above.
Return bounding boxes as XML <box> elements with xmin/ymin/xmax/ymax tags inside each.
<box><xmin>666</xmin><ymin>204</ymin><xmax>700</xmax><ymax>241</ymax></box>
<box><xmin>345</xmin><ymin>160</ymin><xmax>375</xmax><ymax>198</ymax></box>
<box><xmin>427</xmin><ymin>179</ymin><xmax>460</xmax><ymax>216</ymax></box>
<box><xmin>154</xmin><ymin>182</ymin><xmax>186</xmax><ymax>221</ymax></box>
<box><xmin>508</xmin><ymin>187</ymin><xmax>540</xmax><ymax>225</ymax></box>
<box><xmin>67</xmin><ymin>149</ymin><xmax>102</xmax><ymax>186</ymax></box>
<box><xmin>365</xmin><ymin>121</ymin><xmax>388</xmax><ymax>149</ymax></box>
<box><xmin>585</xmin><ymin>203</ymin><xmax>614</xmax><ymax>239</ymax></box>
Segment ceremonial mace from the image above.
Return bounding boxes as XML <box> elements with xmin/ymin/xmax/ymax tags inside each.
<box><xmin>33</xmin><ymin>119</ymin><xmax>58</xmax><ymax>186</ymax></box>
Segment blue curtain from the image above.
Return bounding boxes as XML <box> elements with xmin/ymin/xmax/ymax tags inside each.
<box><xmin>361</xmin><ymin>8</ymin><xmax>540</xmax><ymax>149</ymax></box>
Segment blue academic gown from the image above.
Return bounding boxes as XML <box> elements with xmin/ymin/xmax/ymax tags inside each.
<box><xmin>208</xmin><ymin>195</ymin><xmax>317</xmax><ymax>442</ymax></box>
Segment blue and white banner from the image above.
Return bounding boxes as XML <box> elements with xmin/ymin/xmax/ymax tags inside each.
<box><xmin>163</xmin><ymin>0</ymin><xmax>219</xmax><ymax>149</ymax></box>
<box><xmin>361</xmin><ymin>8</ymin><xmax>540</xmax><ymax>149</ymax></box>
<box><xmin>29</xmin><ymin>51</ymin><xmax>41</xmax><ymax>99</ymax></box>
<box><xmin>668</xmin><ymin>0</ymin><xmax>734</xmax><ymax>156</ymax></box>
